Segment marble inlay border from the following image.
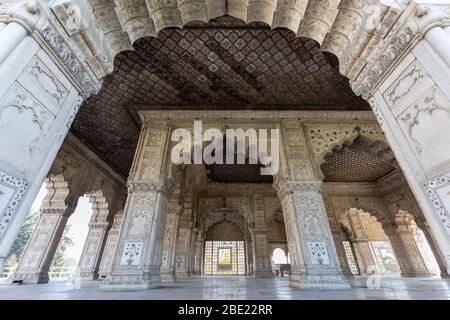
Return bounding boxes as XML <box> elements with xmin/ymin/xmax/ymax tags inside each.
<box><xmin>0</xmin><ymin>169</ymin><xmax>30</xmax><ymax>241</ymax></box>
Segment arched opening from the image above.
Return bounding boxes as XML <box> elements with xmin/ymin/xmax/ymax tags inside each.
<box><xmin>272</xmin><ymin>248</ymin><xmax>287</xmax><ymax>264</ymax></box>
<box><xmin>50</xmin><ymin>195</ymin><xmax>91</xmax><ymax>281</ymax></box>
<box><xmin>204</xmin><ymin>220</ymin><xmax>246</xmax><ymax>276</ymax></box>
<box><xmin>321</xmin><ymin>135</ymin><xmax>445</xmax><ymax>278</ymax></box>
<box><xmin>340</xmin><ymin>208</ymin><xmax>401</xmax><ymax>276</ymax></box>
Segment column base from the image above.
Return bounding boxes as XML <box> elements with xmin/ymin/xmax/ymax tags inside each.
<box><xmin>254</xmin><ymin>270</ymin><xmax>274</xmax><ymax>278</ymax></box>
<box><xmin>160</xmin><ymin>271</ymin><xmax>176</xmax><ymax>282</ymax></box>
<box><xmin>400</xmin><ymin>270</ymin><xmax>436</xmax><ymax>278</ymax></box>
<box><xmin>77</xmin><ymin>271</ymin><xmax>99</xmax><ymax>280</ymax></box>
<box><xmin>175</xmin><ymin>271</ymin><xmax>190</xmax><ymax>278</ymax></box>
<box><xmin>289</xmin><ymin>271</ymin><xmax>351</xmax><ymax>289</ymax></box>
<box><xmin>101</xmin><ymin>272</ymin><xmax>161</xmax><ymax>291</ymax></box>
<box><xmin>12</xmin><ymin>271</ymin><xmax>49</xmax><ymax>284</ymax></box>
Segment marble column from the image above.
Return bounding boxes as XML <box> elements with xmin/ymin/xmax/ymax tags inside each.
<box><xmin>193</xmin><ymin>235</ymin><xmax>204</xmax><ymax>275</ymax></box>
<box><xmin>102</xmin><ymin>120</ymin><xmax>175</xmax><ymax>290</ymax></box>
<box><xmin>160</xmin><ymin>193</ymin><xmax>181</xmax><ymax>281</ymax></box>
<box><xmin>77</xmin><ymin>190</ymin><xmax>111</xmax><ymax>280</ymax></box>
<box><xmin>251</xmin><ymin>194</ymin><xmax>273</xmax><ymax>277</ymax></box>
<box><xmin>416</xmin><ymin>219</ymin><xmax>449</xmax><ymax>278</ymax></box>
<box><xmin>341</xmin><ymin>208</ymin><xmax>376</xmax><ymax>276</ymax></box>
<box><xmin>351</xmin><ymin>240</ymin><xmax>377</xmax><ymax>276</ymax></box>
<box><xmin>103</xmin><ymin>181</ymin><xmax>172</xmax><ymax>290</ymax></box>
<box><xmin>275</xmin><ymin>179</ymin><xmax>349</xmax><ymax>289</ymax></box>
<box><xmin>333</xmin><ymin>232</ymin><xmax>353</xmax><ymax>277</ymax></box>
<box><xmin>252</xmin><ymin>229</ymin><xmax>273</xmax><ymax>277</ymax></box>
<box><xmin>98</xmin><ymin>211</ymin><xmax>123</xmax><ymax>278</ymax></box>
<box><xmin>175</xmin><ymin>222</ymin><xmax>193</xmax><ymax>278</ymax></box>
<box><xmin>394</xmin><ymin>211</ymin><xmax>433</xmax><ymax>277</ymax></box>
<box><xmin>12</xmin><ymin>175</ymin><xmax>76</xmax><ymax>283</ymax></box>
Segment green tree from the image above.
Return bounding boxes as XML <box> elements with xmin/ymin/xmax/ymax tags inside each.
<box><xmin>51</xmin><ymin>225</ymin><xmax>75</xmax><ymax>268</ymax></box>
<box><xmin>6</xmin><ymin>210</ymin><xmax>40</xmax><ymax>268</ymax></box>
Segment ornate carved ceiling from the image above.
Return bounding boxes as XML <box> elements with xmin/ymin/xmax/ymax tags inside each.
<box><xmin>321</xmin><ymin>146</ymin><xmax>396</xmax><ymax>183</ymax></box>
<box><xmin>72</xmin><ymin>25</ymin><xmax>368</xmax><ymax>177</ymax></box>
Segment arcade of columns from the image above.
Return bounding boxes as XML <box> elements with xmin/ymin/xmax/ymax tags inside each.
<box><xmin>1</xmin><ymin>0</ymin><xmax>450</xmax><ymax>290</ymax></box>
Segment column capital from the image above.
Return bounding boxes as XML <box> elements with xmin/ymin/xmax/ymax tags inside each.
<box><xmin>274</xmin><ymin>178</ymin><xmax>323</xmax><ymax>201</ymax></box>
<box><xmin>126</xmin><ymin>179</ymin><xmax>175</xmax><ymax>199</ymax></box>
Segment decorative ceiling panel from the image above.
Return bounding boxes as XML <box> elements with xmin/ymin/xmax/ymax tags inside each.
<box><xmin>72</xmin><ymin>26</ymin><xmax>369</xmax><ymax>177</ymax></box>
<box><xmin>321</xmin><ymin>147</ymin><xmax>395</xmax><ymax>183</ymax></box>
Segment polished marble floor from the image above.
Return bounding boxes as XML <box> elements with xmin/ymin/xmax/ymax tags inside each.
<box><xmin>1</xmin><ymin>276</ymin><xmax>450</xmax><ymax>300</ymax></box>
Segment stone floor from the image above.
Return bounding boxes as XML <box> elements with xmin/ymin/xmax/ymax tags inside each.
<box><xmin>1</xmin><ymin>276</ymin><xmax>450</xmax><ymax>300</ymax></box>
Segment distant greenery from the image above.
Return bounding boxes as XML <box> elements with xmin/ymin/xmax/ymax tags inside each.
<box><xmin>51</xmin><ymin>225</ymin><xmax>75</xmax><ymax>268</ymax></box>
<box><xmin>6</xmin><ymin>210</ymin><xmax>75</xmax><ymax>269</ymax></box>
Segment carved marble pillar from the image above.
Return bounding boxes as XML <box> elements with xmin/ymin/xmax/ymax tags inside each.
<box><xmin>382</xmin><ymin>222</ymin><xmax>417</xmax><ymax>277</ymax></box>
<box><xmin>102</xmin><ymin>120</ymin><xmax>175</xmax><ymax>290</ymax></box>
<box><xmin>245</xmin><ymin>239</ymin><xmax>253</xmax><ymax>276</ymax></box>
<box><xmin>341</xmin><ymin>208</ymin><xmax>376</xmax><ymax>276</ymax></box>
<box><xmin>77</xmin><ymin>190</ymin><xmax>111</xmax><ymax>280</ymax></box>
<box><xmin>394</xmin><ymin>211</ymin><xmax>433</xmax><ymax>277</ymax></box>
<box><xmin>12</xmin><ymin>174</ymin><xmax>76</xmax><ymax>283</ymax></box>
<box><xmin>252</xmin><ymin>229</ymin><xmax>273</xmax><ymax>277</ymax></box>
<box><xmin>355</xmin><ymin>4</ymin><xmax>450</xmax><ymax>273</ymax></box>
<box><xmin>324</xmin><ymin>197</ymin><xmax>353</xmax><ymax>276</ymax></box>
<box><xmin>275</xmin><ymin>179</ymin><xmax>349</xmax><ymax>288</ymax></box>
<box><xmin>416</xmin><ymin>219</ymin><xmax>450</xmax><ymax>278</ymax></box>
<box><xmin>175</xmin><ymin>221</ymin><xmax>193</xmax><ymax>278</ymax></box>
<box><xmin>193</xmin><ymin>234</ymin><xmax>204</xmax><ymax>275</ymax></box>
<box><xmin>252</xmin><ymin>194</ymin><xmax>273</xmax><ymax>277</ymax></box>
<box><xmin>187</xmin><ymin>228</ymin><xmax>198</xmax><ymax>275</ymax></box>
<box><xmin>160</xmin><ymin>191</ymin><xmax>181</xmax><ymax>281</ymax></box>
<box><xmin>98</xmin><ymin>210</ymin><xmax>123</xmax><ymax>278</ymax></box>
<box><xmin>173</xmin><ymin>196</ymin><xmax>194</xmax><ymax>278</ymax></box>
<box><xmin>103</xmin><ymin>180</ymin><xmax>172</xmax><ymax>290</ymax></box>
<box><xmin>0</xmin><ymin>3</ymin><xmax>99</xmax><ymax>272</ymax></box>
<box><xmin>333</xmin><ymin>232</ymin><xmax>354</xmax><ymax>277</ymax></box>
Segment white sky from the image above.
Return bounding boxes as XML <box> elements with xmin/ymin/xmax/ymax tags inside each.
<box><xmin>31</xmin><ymin>184</ymin><xmax>92</xmax><ymax>263</ymax></box>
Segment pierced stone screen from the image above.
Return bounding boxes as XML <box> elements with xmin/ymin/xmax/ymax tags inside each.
<box><xmin>204</xmin><ymin>241</ymin><xmax>246</xmax><ymax>275</ymax></box>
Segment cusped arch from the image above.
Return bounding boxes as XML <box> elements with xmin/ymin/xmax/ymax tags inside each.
<box><xmin>51</xmin><ymin>0</ymin><xmax>402</xmax><ymax>82</ymax></box>
<box><xmin>205</xmin><ymin>219</ymin><xmax>245</xmax><ymax>241</ymax></box>
<box><xmin>305</xmin><ymin>123</ymin><xmax>387</xmax><ymax>179</ymax></box>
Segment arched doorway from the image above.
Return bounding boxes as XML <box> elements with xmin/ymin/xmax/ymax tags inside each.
<box><xmin>203</xmin><ymin>220</ymin><xmax>246</xmax><ymax>276</ymax></box>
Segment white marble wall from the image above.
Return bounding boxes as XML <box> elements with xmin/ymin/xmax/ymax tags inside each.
<box><xmin>368</xmin><ymin>17</ymin><xmax>450</xmax><ymax>272</ymax></box>
<box><xmin>0</xmin><ymin>17</ymin><xmax>85</xmax><ymax>271</ymax></box>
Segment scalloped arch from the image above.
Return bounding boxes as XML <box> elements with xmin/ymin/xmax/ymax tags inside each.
<box><xmin>53</xmin><ymin>0</ymin><xmax>403</xmax><ymax>81</ymax></box>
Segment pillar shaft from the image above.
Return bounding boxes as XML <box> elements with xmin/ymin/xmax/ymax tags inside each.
<box><xmin>160</xmin><ymin>197</ymin><xmax>181</xmax><ymax>281</ymax></box>
<box><xmin>98</xmin><ymin>211</ymin><xmax>123</xmax><ymax>278</ymax></box>
<box><xmin>13</xmin><ymin>209</ymin><xmax>71</xmax><ymax>283</ymax></box>
<box><xmin>102</xmin><ymin>121</ymin><xmax>174</xmax><ymax>290</ymax></box>
<box><xmin>276</xmin><ymin>180</ymin><xmax>349</xmax><ymax>289</ymax></box>
<box><xmin>193</xmin><ymin>238</ymin><xmax>204</xmax><ymax>275</ymax></box>
<box><xmin>252</xmin><ymin>229</ymin><xmax>273</xmax><ymax>277</ymax></box>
